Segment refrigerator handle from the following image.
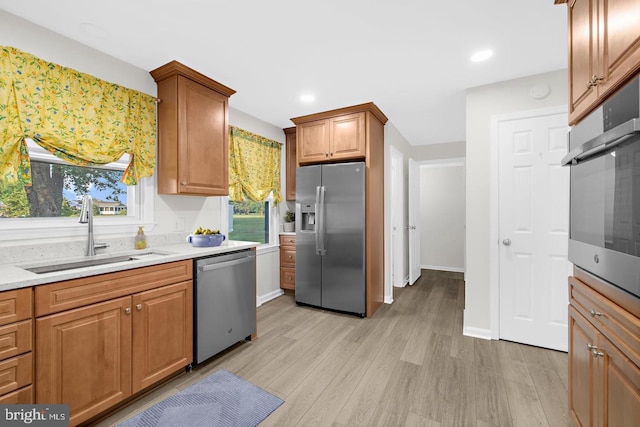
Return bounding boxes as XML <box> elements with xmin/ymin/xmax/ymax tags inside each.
<box><xmin>315</xmin><ymin>186</ymin><xmax>322</xmax><ymax>255</ymax></box>
<box><xmin>318</xmin><ymin>185</ymin><xmax>326</xmax><ymax>256</ymax></box>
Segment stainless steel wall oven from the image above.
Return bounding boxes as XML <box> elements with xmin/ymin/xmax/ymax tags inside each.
<box><xmin>563</xmin><ymin>77</ymin><xmax>640</xmax><ymax>300</ymax></box>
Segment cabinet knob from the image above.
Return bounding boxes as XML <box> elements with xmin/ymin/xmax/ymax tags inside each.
<box><xmin>125</xmin><ymin>307</ymin><xmax>131</xmax><ymax>315</ymax></box>
<box><xmin>325</xmin><ymin>153</ymin><xmax>329</xmax><ymax>157</ymax></box>
<box><xmin>181</xmin><ymin>181</ymin><xmax>187</xmax><ymax>186</ymax></box>
<box><xmin>136</xmin><ymin>304</ymin><xmax>142</xmax><ymax>311</ymax></box>
<box><xmin>589</xmin><ymin>309</ymin><xmax>602</xmax><ymax>317</ymax></box>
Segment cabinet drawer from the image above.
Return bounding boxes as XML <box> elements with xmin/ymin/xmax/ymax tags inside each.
<box><xmin>280</xmin><ymin>267</ymin><xmax>295</xmax><ymax>291</ymax></box>
<box><xmin>280</xmin><ymin>235</ymin><xmax>296</xmax><ymax>247</ymax></box>
<box><xmin>0</xmin><ymin>353</ymin><xmax>32</xmax><ymax>396</ymax></box>
<box><xmin>0</xmin><ymin>320</ymin><xmax>32</xmax><ymax>361</ymax></box>
<box><xmin>570</xmin><ymin>277</ymin><xmax>640</xmax><ymax>368</ymax></box>
<box><xmin>281</xmin><ymin>248</ymin><xmax>296</xmax><ymax>267</ymax></box>
<box><xmin>35</xmin><ymin>260</ymin><xmax>192</xmax><ymax>316</ymax></box>
<box><xmin>0</xmin><ymin>288</ymin><xmax>32</xmax><ymax>326</ymax></box>
<box><xmin>0</xmin><ymin>385</ymin><xmax>33</xmax><ymax>404</ymax></box>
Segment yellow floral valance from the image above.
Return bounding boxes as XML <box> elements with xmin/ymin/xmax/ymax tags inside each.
<box><xmin>229</xmin><ymin>126</ymin><xmax>282</xmax><ymax>204</ymax></box>
<box><xmin>0</xmin><ymin>46</ymin><xmax>156</xmax><ymax>185</ymax></box>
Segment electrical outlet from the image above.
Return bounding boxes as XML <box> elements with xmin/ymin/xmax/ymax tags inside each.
<box><xmin>174</xmin><ymin>217</ymin><xmax>185</xmax><ymax>231</ymax></box>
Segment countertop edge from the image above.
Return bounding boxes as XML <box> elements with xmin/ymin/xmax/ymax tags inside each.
<box><xmin>0</xmin><ymin>240</ymin><xmax>259</xmax><ymax>292</ymax></box>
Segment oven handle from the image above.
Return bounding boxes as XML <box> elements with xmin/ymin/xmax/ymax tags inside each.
<box><xmin>562</xmin><ymin>117</ymin><xmax>640</xmax><ymax>166</ymax></box>
<box><xmin>198</xmin><ymin>256</ymin><xmax>254</xmax><ymax>272</ymax></box>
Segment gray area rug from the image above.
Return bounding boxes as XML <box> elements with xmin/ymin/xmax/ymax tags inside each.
<box><xmin>117</xmin><ymin>369</ymin><xmax>284</xmax><ymax>427</ymax></box>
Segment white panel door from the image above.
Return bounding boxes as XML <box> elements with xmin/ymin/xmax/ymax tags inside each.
<box><xmin>498</xmin><ymin>112</ymin><xmax>570</xmax><ymax>351</ymax></box>
<box><xmin>408</xmin><ymin>158</ymin><xmax>421</xmax><ymax>285</ymax></box>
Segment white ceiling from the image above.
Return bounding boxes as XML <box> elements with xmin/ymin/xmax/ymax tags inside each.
<box><xmin>0</xmin><ymin>1</ymin><xmax>568</xmax><ymax>146</ymax></box>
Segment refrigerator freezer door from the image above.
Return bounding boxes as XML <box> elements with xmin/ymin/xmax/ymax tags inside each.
<box><xmin>321</xmin><ymin>162</ymin><xmax>366</xmax><ymax>315</ymax></box>
<box><xmin>295</xmin><ymin>165</ymin><xmax>322</xmax><ymax>307</ymax></box>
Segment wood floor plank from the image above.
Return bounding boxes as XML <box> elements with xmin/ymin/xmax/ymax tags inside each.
<box><xmin>259</xmin><ymin>340</ymin><xmax>360</xmax><ymax>426</ymax></box>
<box><xmin>527</xmin><ymin>364</ymin><xmax>570</xmax><ymax>426</ymax></box>
<box><xmin>504</xmin><ymin>378</ymin><xmax>551</xmax><ymax>426</ymax></box>
<box><xmin>268</xmin><ymin>317</ymin><xmax>355</xmax><ymax>396</ymax></box>
<box><xmin>406</xmin><ymin>412</ymin><xmax>441</xmax><ymax>427</ymax></box>
<box><xmin>475</xmin><ymin>367</ymin><xmax>513</xmax><ymax>427</ymax></box>
<box><xmin>295</xmin><ymin>352</ymin><xmax>373</xmax><ymax>426</ymax></box>
<box><xmin>450</xmin><ymin>308</ymin><xmax>475</xmax><ymax>363</ymax></box>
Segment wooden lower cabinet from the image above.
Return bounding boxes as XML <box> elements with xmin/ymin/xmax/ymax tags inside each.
<box><xmin>280</xmin><ymin>235</ymin><xmax>296</xmax><ymax>292</ymax></box>
<box><xmin>35</xmin><ymin>261</ymin><xmax>193</xmax><ymax>426</ymax></box>
<box><xmin>0</xmin><ymin>288</ymin><xmax>33</xmax><ymax>403</ymax></box>
<box><xmin>569</xmin><ymin>272</ymin><xmax>640</xmax><ymax>426</ymax></box>
<box><xmin>0</xmin><ymin>385</ymin><xmax>33</xmax><ymax>404</ymax></box>
<box><xmin>132</xmin><ymin>281</ymin><xmax>192</xmax><ymax>391</ymax></box>
<box><xmin>36</xmin><ymin>297</ymin><xmax>133</xmax><ymax>426</ymax></box>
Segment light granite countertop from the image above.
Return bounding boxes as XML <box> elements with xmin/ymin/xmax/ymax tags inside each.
<box><xmin>0</xmin><ymin>240</ymin><xmax>258</xmax><ymax>292</ymax></box>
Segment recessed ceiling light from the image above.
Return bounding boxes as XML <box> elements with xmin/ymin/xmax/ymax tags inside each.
<box><xmin>470</xmin><ymin>49</ymin><xmax>493</xmax><ymax>62</ymax></box>
<box><xmin>300</xmin><ymin>94</ymin><xmax>315</xmax><ymax>103</ymax></box>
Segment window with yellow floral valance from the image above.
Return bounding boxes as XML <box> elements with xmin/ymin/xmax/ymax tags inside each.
<box><xmin>228</xmin><ymin>126</ymin><xmax>282</xmax><ymax>204</ymax></box>
<box><xmin>0</xmin><ymin>46</ymin><xmax>156</xmax><ymax>186</ymax></box>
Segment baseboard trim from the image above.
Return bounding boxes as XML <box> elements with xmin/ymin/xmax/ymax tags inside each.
<box><xmin>421</xmin><ymin>264</ymin><xmax>465</xmax><ymax>273</ymax></box>
<box><xmin>463</xmin><ymin>309</ymin><xmax>492</xmax><ymax>340</ymax></box>
<box><xmin>257</xmin><ymin>289</ymin><xmax>284</xmax><ymax>307</ymax></box>
<box><xmin>463</xmin><ymin>326</ymin><xmax>492</xmax><ymax>340</ymax></box>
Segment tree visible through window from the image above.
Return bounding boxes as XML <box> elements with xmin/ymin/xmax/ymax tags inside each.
<box><xmin>0</xmin><ymin>160</ymin><xmax>127</xmax><ymax>218</ymax></box>
<box><xmin>228</xmin><ymin>200</ymin><xmax>269</xmax><ymax>244</ymax></box>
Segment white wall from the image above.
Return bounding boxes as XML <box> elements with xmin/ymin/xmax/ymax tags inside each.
<box><xmin>384</xmin><ymin>122</ymin><xmax>412</xmax><ymax>301</ymax></box>
<box><xmin>465</xmin><ymin>69</ymin><xmax>567</xmax><ymax>336</ymax></box>
<box><xmin>1</xmin><ymin>9</ymin><xmax>284</xmax><ymax>302</ymax></box>
<box><xmin>420</xmin><ymin>163</ymin><xmax>465</xmax><ymax>272</ymax></box>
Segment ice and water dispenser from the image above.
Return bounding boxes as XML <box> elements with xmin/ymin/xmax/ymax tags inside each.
<box><xmin>299</xmin><ymin>202</ymin><xmax>316</xmax><ymax>232</ymax></box>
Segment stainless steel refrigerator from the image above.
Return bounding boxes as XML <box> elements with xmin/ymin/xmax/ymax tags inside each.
<box><xmin>295</xmin><ymin>161</ymin><xmax>366</xmax><ymax>316</ymax></box>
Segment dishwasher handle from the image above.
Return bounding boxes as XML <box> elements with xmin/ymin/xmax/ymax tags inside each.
<box><xmin>198</xmin><ymin>256</ymin><xmax>254</xmax><ymax>272</ymax></box>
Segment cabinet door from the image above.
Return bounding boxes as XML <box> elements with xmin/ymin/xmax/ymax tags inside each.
<box><xmin>177</xmin><ymin>76</ymin><xmax>229</xmax><ymax>196</ymax></box>
<box><xmin>298</xmin><ymin>119</ymin><xmax>330</xmax><ymax>164</ymax></box>
<box><xmin>329</xmin><ymin>112</ymin><xmax>366</xmax><ymax>161</ymax></box>
<box><xmin>569</xmin><ymin>306</ymin><xmax>599</xmax><ymax>427</ymax></box>
<box><xmin>131</xmin><ymin>281</ymin><xmax>193</xmax><ymax>392</ymax></box>
<box><xmin>600</xmin><ymin>336</ymin><xmax>640</xmax><ymax>427</ymax></box>
<box><xmin>597</xmin><ymin>0</ymin><xmax>640</xmax><ymax>99</ymax></box>
<box><xmin>568</xmin><ymin>0</ymin><xmax>599</xmax><ymax>125</ymax></box>
<box><xmin>36</xmin><ymin>297</ymin><xmax>132</xmax><ymax>426</ymax></box>
<box><xmin>285</xmin><ymin>127</ymin><xmax>297</xmax><ymax>200</ymax></box>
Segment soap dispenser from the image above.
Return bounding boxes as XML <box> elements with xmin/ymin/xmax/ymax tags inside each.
<box><xmin>135</xmin><ymin>226</ymin><xmax>147</xmax><ymax>249</ymax></box>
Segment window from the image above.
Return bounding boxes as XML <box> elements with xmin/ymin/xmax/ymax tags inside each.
<box><xmin>228</xmin><ymin>200</ymin><xmax>270</xmax><ymax>244</ymax></box>
<box><xmin>0</xmin><ymin>140</ymin><xmax>153</xmax><ymax>240</ymax></box>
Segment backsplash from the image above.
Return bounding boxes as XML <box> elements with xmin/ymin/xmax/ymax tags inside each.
<box><xmin>0</xmin><ymin>232</ymin><xmax>187</xmax><ymax>265</ymax></box>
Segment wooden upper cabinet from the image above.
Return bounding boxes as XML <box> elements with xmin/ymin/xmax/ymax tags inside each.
<box><xmin>565</xmin><ymin>0</ymin><xmax>640</xmax><ymax>125</ymax></box>
<box><xmin>329</xmin><ymin>112</ymin><xmax>365</xmax><ymax>161</ymax></box>
<box><xmin>297</xmin><ymin>119</ymin><xmax>330</xmax><ymax>164</ymax></box>
<box><xmin>568</xmin><ymin>0</ymin><xmax>599</xmax><ymax>124</ymax></box>
<box><xmin>292</xmin><ymin>104</ymin><xmax>383</xmax><ymax>165</ymax></box>
<box><xmin>150</xmin><ymin>61</ymin><xmax>236</xmax><ymax>196</ymax></box>
<box><xmin>597</xmin><ymin>0</ymin><xmax>640</xmax><ymax>96</ymax></box>
<box><xmin>284</xmin><ymin>127</ymin><xmax>297</xmax><ymax>201</ymax></box>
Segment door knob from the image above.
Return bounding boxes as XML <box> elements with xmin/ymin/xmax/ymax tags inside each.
<box><xmin>502</xmin><ymin>238</ymin><xmax>512</xmax><ymax>246</ymax></box>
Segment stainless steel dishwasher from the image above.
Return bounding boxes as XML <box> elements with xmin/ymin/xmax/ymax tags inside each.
<box><xmin>193</xmin><ymin>248</ymin><xmax>256</xmax><ymax>364</ymax></box>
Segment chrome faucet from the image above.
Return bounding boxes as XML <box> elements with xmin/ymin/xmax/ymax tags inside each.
<box><xmin>79</xmin><ymin>195</ymin><xmax>108</xmax><ymax>256</ymax></box>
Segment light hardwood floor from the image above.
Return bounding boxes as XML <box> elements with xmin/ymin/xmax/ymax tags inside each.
<box><xmin>93</xmin><ymin>269</ymin><xmax>569</xmax><ymax>427</ymax></box>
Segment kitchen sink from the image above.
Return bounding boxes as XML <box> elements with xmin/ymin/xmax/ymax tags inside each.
<box><xmin>22</xmin><ymin>251</ymin><xmax>170</xmax><ymax>274</ymax></box>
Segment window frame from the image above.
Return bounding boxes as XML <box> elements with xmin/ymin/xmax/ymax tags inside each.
<box><xmin>222</xmin><ymin>193</ymin><xmax>279</xmax><ymax>249</ymax></box>
<box><xmin>0</xmin><ymin>140</ymin><xmax>155</xmax><ymax>241</ymax></box>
